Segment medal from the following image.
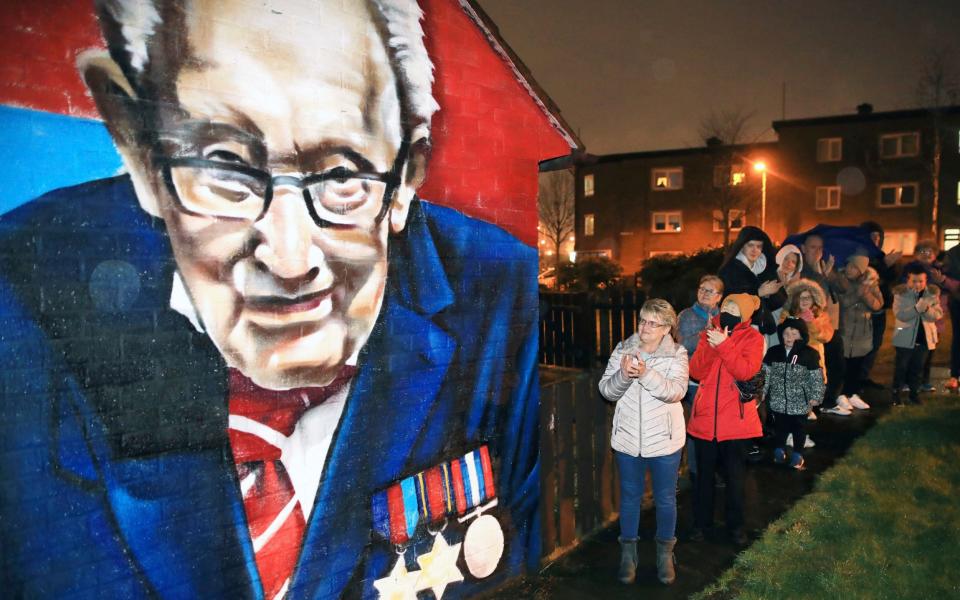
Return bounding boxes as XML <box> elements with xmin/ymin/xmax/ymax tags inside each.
<box><xmin>462</xmin><ymin>513</ymin><xmax>504</xmax><ymax>578</ymax></box>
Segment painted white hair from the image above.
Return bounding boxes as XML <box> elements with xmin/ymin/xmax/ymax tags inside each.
<box><xmin>95</xmin><ymin>0</ymin><xmax>438</xmax><ymax>139</ymax></box>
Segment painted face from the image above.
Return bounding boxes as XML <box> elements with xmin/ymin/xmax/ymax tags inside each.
<box><xmin>908</xmin><ymin>273</ymin><xmax>928</xmax><ymax>293</ymax></box>
<box><xmin>797</xmin><ymin>292</ymin><xmax>814</xmax><ymax>311</ymax></box>
<box><xmin>802</xmin><ymin>236</ymin><xmax>823</xmax><ymax>265</ymax></box>
<box><xmin>697</xmin><ymin>283</ymin><xmax>722</xmax><ymax>308</ymax></box>
<box><xmin>743</xmin><ymin>240</ymin><xmax>764</xmax><ymax>263</ymax></box>
<box><xmin>142</xmin><ymin>1</ymin><xmax>412</xmax><ymax>389</ymax></box>
<box><xmin>781</xmin><ymin>327</ymin><xmax>801</xmax><ymax>347</ymax></box>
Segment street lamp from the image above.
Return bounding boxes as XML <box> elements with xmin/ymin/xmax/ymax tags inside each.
<box><xmin>754</xmin><ymin>161</ymin><xmax>767</xmax><ymax>231</ymax></box>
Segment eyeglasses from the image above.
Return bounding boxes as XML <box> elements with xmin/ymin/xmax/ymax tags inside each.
<box><xmin>798</xmin><ymin>294</ymin><xmax>813</xmax><ymax>302</ymax></box>
<box><xmin>156</xmin><ymin>140</ymin><xmax>409</xmax><ymax>227</ymax></box>
<box><xmin>698</xmin><ymin>287</ymin><xmax>719</xmax><ymax>295</ymax></box>
<box><xmin>639</xmin><ymin>318</ymin><xmax>667</xmax><ymax>329</ymax></box>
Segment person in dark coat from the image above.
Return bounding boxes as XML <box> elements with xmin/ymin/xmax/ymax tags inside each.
<box><xmin>859</xmin><ymin>221</ymin><xmax>901</xmax><ymax>388</ymax></box>
<box><xmin>718</xmin><ymin>226</ymin><xmax>785</xmax><ymax>335</ymax></box>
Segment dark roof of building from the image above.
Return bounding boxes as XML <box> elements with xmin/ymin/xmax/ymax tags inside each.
<box><xmin>773</xmin><ymin>104</ymin><xmax>960</xmax><ymax>129</ymax></box>
<box><xmin>580</xmin><ymin>141</ymin><xmax>778</xmax><ymax>166</ymax></box>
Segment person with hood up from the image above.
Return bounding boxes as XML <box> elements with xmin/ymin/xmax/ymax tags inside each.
<box><xmin>827</xmin><ymin>254</ymin><xmax>883</xmax><ymax>413</ymax></box>
<box><xmin>687</xmin><ymin>293</ymin><xmax>764</xmax><ymax>546</ymax></box>
<box><xmin>859</xmin><ymin>221</ymin><xmax>901</xmax><ymax>388</ymax></box>
<box><xmin>782</xmin><ymin>277</ymin><xmax>834</xmax><ymax>425</ymax></box>
<box><xmin>891</xmin><ymin>263</ymin><xmax>943</xmax><ymax>405</ymax></box>
<box><xmin>599</xmin><ymin>299</ymin><xmax>688</xmax><ymax>586</ymax></box>
<box><xmin>762</xmin><ymin>317</ymin><xmax>825</xmax><ymax>471</ymax></box>
<box><xmin>718</xmin><ymin>226</ymin><xmax>785</xmax><ymax>334</ymax></box>
<box><xmin>766</xmin><ymin>244</ymin><xmax>804</xmax><ymax>349</ymax></box>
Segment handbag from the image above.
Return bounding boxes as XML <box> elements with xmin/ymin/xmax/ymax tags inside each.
<box><xmin>735</xmin><ymin>368</ymin><xmax>765</xmax><ymax>403</ymax></box>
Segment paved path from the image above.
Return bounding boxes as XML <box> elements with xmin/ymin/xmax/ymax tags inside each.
<box><xmin>485</xmin><ymin>361</ymin><xmax>948</xmax><ymax>599</ymax></box>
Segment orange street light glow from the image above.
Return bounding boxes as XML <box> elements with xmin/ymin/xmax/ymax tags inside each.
<box><xmin>754</xmin><ymin>161</ymin><xmax>767</xmax><ymax>172</ymax></box>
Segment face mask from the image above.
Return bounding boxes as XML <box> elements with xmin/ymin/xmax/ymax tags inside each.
<box><xmin>719</xmin><ymin>313</ymin><xmax>741</xmax><ymax>331</ymax></box>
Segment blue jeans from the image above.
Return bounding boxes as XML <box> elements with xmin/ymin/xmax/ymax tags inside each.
<box><xmin>615</xmin><ymin>448</ymin><xmax>683</xmax><ymax>541</ymax></box>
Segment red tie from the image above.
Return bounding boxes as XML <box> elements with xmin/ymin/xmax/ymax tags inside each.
<box><xmin>227</xmin><ymin>367</ymin><xmax>356</xmax><ymax>600</ymax></box>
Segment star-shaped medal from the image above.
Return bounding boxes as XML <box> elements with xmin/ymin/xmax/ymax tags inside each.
<box><xmin>373</xmin><ymin>556</ymin><xmax>419</xmax><ymax>600</ymax></box>
<box><xmin>415</xmin><ymin>533</ymin><xmax>464</xmax><ymax>599</ymax></box>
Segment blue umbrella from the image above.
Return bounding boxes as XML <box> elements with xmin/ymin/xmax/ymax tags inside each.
<box><xmin>783</xmin><ymin>224</ymin><xmax>883</xmax><ymax>267</ymax></box>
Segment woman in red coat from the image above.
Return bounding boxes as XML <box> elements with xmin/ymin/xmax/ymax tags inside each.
<box><xmin>687</xmin><ymin>293</ymin><xmax>764</xmax><ymax>545</ymax></box>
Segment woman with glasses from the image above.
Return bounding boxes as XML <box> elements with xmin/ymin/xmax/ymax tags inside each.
<box><xmin>599</xmin><ymin>299</ymin><xmax>688</xmax><ymax>586</ymax></box>
<box><xmin>676</xmin><ymin>275</ymin><xmax>724</xmax><ymax>480</ymax></box>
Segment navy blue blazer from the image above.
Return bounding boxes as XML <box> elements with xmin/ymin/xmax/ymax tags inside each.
<box><xmin>0</xmin><ymin>177</ymin><xmax>540</xmax><ymax>599</ymax></box>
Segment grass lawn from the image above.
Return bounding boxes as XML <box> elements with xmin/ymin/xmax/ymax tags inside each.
<box><xmin>694</xmin><ymin>395</ymin><xmax>960</xmax><ymax>600</ymax></box>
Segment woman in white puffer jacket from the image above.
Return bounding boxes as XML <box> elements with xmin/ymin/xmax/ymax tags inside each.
<box><xmin>599</xmin><ymin>298</ymin><xmax>688</xmax><ymax>586</ymax></box>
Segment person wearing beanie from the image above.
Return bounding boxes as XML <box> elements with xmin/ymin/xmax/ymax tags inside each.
<box><xmin>762</xmin><ymin>317</ymin><xmax>825</xmax><ymax>470</ymax></box>
<box><xmin>686</xmin><ymin>294</ymin><xmax>764</xmax><ymax>546</ymax></box>
<box><xmin>859</xmin><ymin>222</ymin><xmax>901</xmax><ymax>390</ymax></box>
<box><xmin>767</xmin><ymin>244</ymin><xmax>805</xmax><ymax>351</ymax></box>
<box><xmin>718</xmin><ymin>226</ymin><xmax>785</xmax><ymax>334</ymax></box>
<box><xmin>825</xmin><ymin>253</ymin><xmax>883</xmax><ymax>413</ymax></box>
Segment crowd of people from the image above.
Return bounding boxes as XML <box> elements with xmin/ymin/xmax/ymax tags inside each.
<box><xmin>598</xmin><ymin>221</ymin><xmax>960</xmax><ymax>586</ymax></box>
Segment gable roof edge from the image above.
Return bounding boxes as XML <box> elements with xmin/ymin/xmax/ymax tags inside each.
<box><xmin>458</xmin><ymin>0</ymin><xmax>583</xmax><ymax>152</ymax></box>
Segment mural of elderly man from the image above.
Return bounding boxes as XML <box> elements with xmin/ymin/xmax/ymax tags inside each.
<box><xmin>0</xmin><ymin>1</ymin><xmax>542</xmax><ymax>598</ymax></box>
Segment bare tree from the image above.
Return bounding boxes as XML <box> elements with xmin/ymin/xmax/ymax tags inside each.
<box><xmin>915</xmin><ymin>45</ymin><xmax>960</xmax><ymax>238</ymax></box>
<box><xmin>697</xmin><ymin>108</ymin><xmax>761</xmax><ymax>247</ymax></box>
<box><xmin>538</xmin><ymin>169</ymin><xmax>575</xmax><ymax>287</ymax></box>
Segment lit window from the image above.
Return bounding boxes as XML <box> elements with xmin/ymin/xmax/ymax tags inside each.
<box><xmin>879</xmin><ymin>132</ymin><xmax>919</xmax><ymax>158</ymax></box>
<box><xmin>651</xmin><ymin>211</ymin><xmax>682</xmax><ymax>233</ymax></box>
<box><xmin>584</xmin><ymin>213</ymin><xmax>595</xmax><ymax>236</ymax></box>
<box><xmin>651</xmin><ymin>167</ymin><xmax>683</xmax><ymax>190</ymax></box>
<box><xmin>883</xmin><ymin>230</ymin><xmax>917</xmax><ymax>255</ymax></box>
<box><xmin>713</xmin><ymin>165</ymin><xmax>746</xmax><ymax>187</ymax></box>
<box><xmin>878</xmin><ymin>183</ymin><xmax>918</xmax><ymax>207</ymax></box>
<box><xmin>945</xmin><ymin>228</ymin><xmax>960</xmax><ymax>251</ymax></box>
<box><xmin>712</xmin><ymin>209</ymin><xmax>745</xmax><ymax>232</ymax></box>
<box><xmin>584</xmin><ymin>174</ymin><xmax>595</xmax><ymax>197</ymax></box>
<box><xmin>956</xmin><ymin>180</ymin><xmax>960</xmax><ymax>205</ymax></box>
<box><xmin>817</xmin><ymin>137</ymin><xmax>842</xmax><ymax>162</ymax></box>
<box><xmin>815</xmin><ymin>186</ymin><xmax>841</xmax><ymax>210</ymax></box>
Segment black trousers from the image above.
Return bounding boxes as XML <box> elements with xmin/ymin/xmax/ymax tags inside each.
<box><xmin>842</xmin><ymin>356</ymin><xmax>866</xmax><ymax>397</ymax></box>
<box><xmin>860</xmin><ymin>311</ymin><xmax>886</xmax><ymax>381</ymax></box>
<box><xmin>894</xmin><ymin>345</ymin><xmax>929</xmax><ymax>402</ymax></box>
<box><xmin>692</xmin><ymin>437</ymin><xmax>747</xmax><ymax>531</ymax></box>
<box><xmin>950</xmin><ymin>296</ymin><xmax>960</xmax><ymax>378</ymax></box>
<box><xmin>772</xmin><ymin>412</ymin><xmax>806</xmax><ymax>452</ymax></box>
<box><xmin>823</xmin><ymin>335</ymin><xmax>844</xmax><ymax>407</ymax></box>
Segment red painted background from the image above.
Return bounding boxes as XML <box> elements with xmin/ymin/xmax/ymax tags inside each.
<box><xmin>0</xmin><ymin>0</ymin><xmax>571</xmax><ymax>246</ymax></box>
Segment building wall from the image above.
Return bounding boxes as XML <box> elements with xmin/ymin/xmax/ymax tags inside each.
<box><xmin>577</xmin><ymin>111</ymin><xmax>960</xmax><ymax>276</ymax></box>
<box><xmin>0</xmin><ymin>1</ymin><xmax>571</xmax><ymax>597</ymax></box>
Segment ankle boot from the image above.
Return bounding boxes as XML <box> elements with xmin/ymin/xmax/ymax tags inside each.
<box><xmin>656</xmin><ymin>537</ymin><xmax>677</xmax><ymax>584</ymax></box>
<box><xmin>618</xmin><ymin>537</ymin><xmax>638</xmax><ymax>584</ymax></box>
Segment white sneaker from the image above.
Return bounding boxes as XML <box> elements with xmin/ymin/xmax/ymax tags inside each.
<box><xmin>847</xmin><ymin>394</ymin><xmax>870</xmax><ymax>410</ymax></box>
<box><xmin>785</xmin><ymin>433</ymin><xmax>817</xmax><ymax>449</ymax></box>
<box><xmin>822</xmin><ymin>405</ymin><xmax>852</xmax><ymax>416</ymax></box>
<box><xmin>806</xmin><ymin>410</ymin><xmax>818</xmax><ymax>421</ymax></box>
<box><xmin>836</xmin><ymin>395</ymin><xmax>854</xmax><ymax>411</ymax></box>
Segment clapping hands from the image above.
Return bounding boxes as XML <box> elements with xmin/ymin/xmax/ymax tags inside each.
<box><xmin>706</xmin><ymin>326</ymin><xmax>730</xmax><ymax>348</ymax></box>
<box><xmin>620</xmin><ymin>353</ymin><xmax>646</xmax><ymax>379</ymax></box>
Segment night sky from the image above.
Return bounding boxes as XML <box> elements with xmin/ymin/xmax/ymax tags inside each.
<box><xmin>476</xmin><ymin>0</ymin><xmax>960</xmax><ymax>155</ymax></box>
